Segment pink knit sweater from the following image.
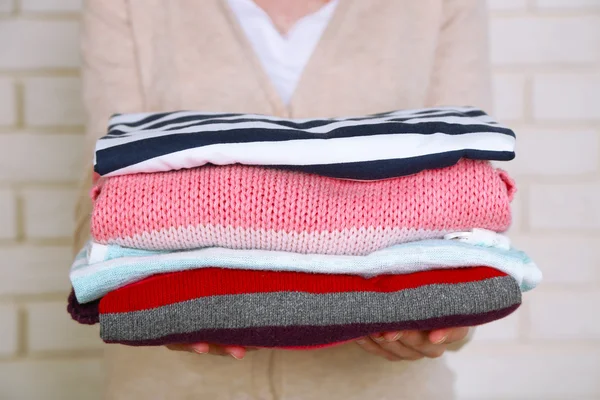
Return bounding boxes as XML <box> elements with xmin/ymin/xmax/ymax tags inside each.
<box><xmin>90</xmin><ymin>160</ymin><xmax>515</xmax><ymax>255</ymax></box>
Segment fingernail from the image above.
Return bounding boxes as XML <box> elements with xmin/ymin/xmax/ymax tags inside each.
<box><xmin>388</xmin><ymin>331</ymin><xmax>403</xmax><ymax>342</ymax></box>
<box><xmin>372</xmin><ymin>335</ymin><xmax>385</xmax><ymax>343</ymax></box>
<box><xmin>191</xmin><ymin>344</ymin><xmax>209</xmax><ymax>354</ymax></box>
<box><xmin>432</xmin><ymin>335</ymin><xmax>447</xmax><ymax>344</ymax></box>
<box><xmin>356</xmin><ymin>338</ymin><xmax>366</xmax><ymax>345</ymax></box>
<box><xmin>227</xmin><ymin>348</ymin><xmax>245</xmax><ymax>360</ymax></box>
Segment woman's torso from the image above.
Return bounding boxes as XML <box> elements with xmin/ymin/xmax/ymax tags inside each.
<box><xmin>84</xmin><ymin>1</ymin><xmax>492</xmax><ymax>398</ymax></box>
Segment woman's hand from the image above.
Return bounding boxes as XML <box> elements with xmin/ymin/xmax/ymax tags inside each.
<box><xmin>356</xmin><ymin>327</ymin><xmax>470</xmax><ymax>361</ymax></box>
<box><xmin>165</xmin><ymin>343</ymin><xmax>257</xmax><ymax>360</ymax></box>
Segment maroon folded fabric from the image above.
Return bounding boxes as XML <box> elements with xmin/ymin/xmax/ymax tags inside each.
<box><xmin>68</xmin><ymin>266</ymin><xmax>521</xmax><ymax>348</ymax></box>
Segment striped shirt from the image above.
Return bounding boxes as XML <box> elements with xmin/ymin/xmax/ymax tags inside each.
<box><xmin>94</xmin><ymin>106</ymin><xmax>516</xmax><ymax>180</ymax></box>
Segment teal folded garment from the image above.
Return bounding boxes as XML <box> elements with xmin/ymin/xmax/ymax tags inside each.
<box><xmin>70</xmin><ymin>239</ymin><xmax>541</xmax><ymax>303</ymax></box>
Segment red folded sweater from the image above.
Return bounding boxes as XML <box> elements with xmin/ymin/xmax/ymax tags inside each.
<box><xmin>68</xmin><ymin>266</ymin><xmax>521</xmax><ymax>348</ymax></box>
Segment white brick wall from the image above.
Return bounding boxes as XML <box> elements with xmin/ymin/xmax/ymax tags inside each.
<box><xmin>502</xmin><ymin>128</ymin><xmax>599</xmax><ymax>176</ymax></box>
<box><xmin>0</xmin><ymin>20</ymin><xmax>80</xmax><ymax>69</ymax></box>
<box><xmin>535</xmin><ymin>0</ymin><xmax>600</xmax><ymax>9</ymax></box>
<box><xmin>1</xmin><ymin>246</ymin><xmax>74</xmax><ymax>295</ymax></box>
<box><xmin>447</xmin><ymin>345</ymin><xmax>600</xmax><ymax>399</ymax></box>
<box><xmin>512</xmin><ymin>235</ymin><xmax>600</xmax><ymax>284</ymax></box>
<box><xmin>0</xmin><ymin>134</ymin><xmax>83</xmax><ymax>182</ymax></box>
<box><xmin>24</xmin><ymin>77</ymin><xmax>84</xmax><ymax>126</ymax></box>
<box><xmin>26</xmin><ymin>301</ymin><xmax>102</xmax><ymax>352</ymax></box>
<box><xmin>23</xmin><ymin>187</ymin><xmax>78</xmax><ymax>239</ymax></box>
<box><xmin>533</xmin><ymin>73</ymin><xmax>600</xmax><ymax>121</ymax></box>
<box><xmin>0</xmin><ymin>188</ymin><xmax>17</xmax><ymax>239</ymax></box>
<box><xmin>0</xmin><ymin>0</ymin><xmax>14</xmax><ymax>13</ymax></box>
<box><xmin>488</xmin><ymin>0</ymin><xmax>528</xmax><ymax>11</ymax></box>
<box><xmin>529</xmin><ymin>290</ymin><xmax>600</xmax><ymax>339</ymax></box>
<box><xmin>492</xmin><ymin>74</ymin><xmax>526</xmax><ymax>121</ymax></box>
<box><xmin>490</xmin><ymin>16</ymin><xmax>600</xmax><ymax>65</ymax></box>
<box><xmin>0</xmin><ymin>359</ymin><xmax>103</xmax><ymax>400</ymax></box>
<box><xmin>20</xmin><ymin>0</ymin><xmax>82</xmax><ymax>13</ymax></box>
<box><xmin>0</xmin><ymin>1</ymin><xmax>598</xmax><ymax>398</ymax></box>
<box><xmin>529</xmin><ymin>183</ymin><xmax>600</xmax><ymax>230</ymax></box>
<box><xmin>0</xmin><ymin>304</ymin><xmax>19</xmax><ymax>357</ymax></box>
<box><xmin>455</xmin><ymin>2</ymin><xmax>600</xmax><ymax>399</ymax></box>
<box><xmin>0</xmin><ymin>78</ymin><xmax>16</xmax><ymax>126</ymax></box>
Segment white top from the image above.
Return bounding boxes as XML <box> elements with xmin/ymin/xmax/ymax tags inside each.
<box><xmin>227</xmin><ymin>0</ymin><xmax>338</xmax><ymax>105</ymax></box>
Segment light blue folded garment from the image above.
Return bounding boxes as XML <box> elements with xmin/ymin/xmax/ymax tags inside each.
<box><xmin>70</xmin><ymin>239</ymin><xmax>542</xmax><ymax>303</ymax></box>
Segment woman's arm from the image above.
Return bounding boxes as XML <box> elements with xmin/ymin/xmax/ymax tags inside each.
<box><xmin>75</xmin><ymin>1</ymin><xmax>250</xmax><ymax>360</ymax></box>
<box><xmin>74</xmin><ymin>0</ymin><xmax>144</xmax><ymax>253</ymax></box>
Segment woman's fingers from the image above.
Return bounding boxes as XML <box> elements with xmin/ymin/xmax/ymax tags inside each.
<box><xmin>373</xmin><ymin>331</ymin><xmax>448</xmax><ymax>359</ymax></box>
<box><xmin>222</xmin><ymin>345</ymin><xmax>247</xmax><ymax>360</ymax></box>
<box><xmin>375</xmin><ymin>339</ymin><xmax>424</xmax><ymax>361</ymax></box>
<box><xmin>428</xmin><ymin>327</ymin><xmax>470</xmax><ymax>345</ymax></box>
<box><xmin>394</xmin><ymin>331</ymin><xmax>447</xmax><ymax>358</ymax></box>
<box><xmin>165</xmin><ymin>343</ymin><xmax>248</xmax><ymax>359</ymax></box>
<box><xmin>189</xmin><ymin>342</ymin><xmax>211</xmax><ymax>354</ymax></box>
<box><xmin>356</xmin><ymin>337</ymin><xmax>402</xmax><ymax>361</ymax></box>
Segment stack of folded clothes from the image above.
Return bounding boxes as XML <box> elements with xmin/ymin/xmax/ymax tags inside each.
<box><xmin>68</xmin><ymin>106</ymin><xmax>542</xmax><ymax>349</ymax></box>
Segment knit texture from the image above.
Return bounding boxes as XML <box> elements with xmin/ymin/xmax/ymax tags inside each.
<box><xmin>94</xmin><ymin>266</ymin><xmax>521</xmax><ymax>348</ymax></box>
<box><xmin>70</xmin><ymin>240</ymin><xmax>542</xmax><ymax>303</ymax></box>
<box><xmin>67</xmin><ymin>289</ymin><xmax>99</xmax><ymax>325</ymax></box>
<box><xmin>90</xmin><ymin>159</ymin><xmax>515</xmax><ymax>254</ymax></box>
<box><xmin>70</xmin><ymin>238</ymin><xmax>541</xmax><ymax>304</ymax></box>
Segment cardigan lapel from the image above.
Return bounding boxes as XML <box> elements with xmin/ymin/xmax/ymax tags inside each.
<box><xmin>128</xmin><ymin>0</ymin><xmax>277</xmax><ymax>115</ymax></box>
<box><xmin>126</xmin><ymin>0</ymin><xmax>441</xmax><ymax>118</ymax></box>
<box><xmin>219</xmin><ymin>0</ymin><xmax>288</xmax><ymax>117</ymax></box>
<box><xmin>286</xmin><ymin>0</ymin><xmax>351</xmax><ymax>117</ymax></box>
<box><xmin>219</xmin><ymin>0</ymin><xmax>351</xmax><ymax>118</ymax></box>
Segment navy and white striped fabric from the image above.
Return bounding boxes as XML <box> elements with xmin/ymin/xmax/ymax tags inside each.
<box><xmin>94</xmin><ymin>106</ymin><xmax>516</xmax><ymax>180</ymax></box>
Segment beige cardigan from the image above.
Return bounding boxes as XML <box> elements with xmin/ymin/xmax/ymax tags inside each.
<box><xmin>77</xmin><ymin>1</ymin><xmax>492</xmax><ymax>398</ymax></box>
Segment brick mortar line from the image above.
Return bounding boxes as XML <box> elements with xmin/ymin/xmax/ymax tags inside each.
<box><xmin>16</xmin><ymin>304</ymin><xmax>27</xmax><ymax>356</ymax></box>
<box><xmin>14</xmin><ymin>189</ymin><xmax>25</xmax><ymax>241</ymax></box>
<box><xmin>517</xmin><ymin>183</ymin><xmax>530</xmax><ymax>234</ymax></box>
<box><xmin>526</xmin><ymin>0</ymin><xmax>536</xmax><ymax>11</ymax></box>
<box><xmin>456</xmin><ymin>342</ymin><xmax>600</xmax><ymax>352</ymax></box>
<box><xmin>7</xmin><ymin>13</ymin><xmax>81</xmax><ymax>20</ymax></box>
<box><xmin>523</xmin><ymin>74</ymin><xmax>533</xmax><ymax>124</ymax></box>
<box><xmin>9</xmin><ymin>182</ymin><xmax>79</xmax><ymax>189</ymax></box>
<box><xmin>517</xmin><ymin>174</ymin><xmax>600</xmax><ymax>183</ymax></box>
<box><xmin>491</xmin><ymin>10</ymin><xmax>600</xmax><ymax>18</ymax></box>
<box><xmin>15</xmin><ymin>126</ymin><xmax>85</xmax><ymax>133</ymax></box>
<box><xmin>0</xmin><ymin>179</ymin><xmax>83</xmax><ymax>185</ymax></box>
<box><xmin>6</xmin><ymin>237</ymin><xmax>74</xmax><ymax>245</ymax></box>
<box><xmin>527</xmin><ymin>227</ymin><xmax>600</xmax><ymax>235</ymax></box>
<box><xmin>0</xmin><ymin>239</ymin><xmax>73</xmax><ymax>247</ymax></box>
<box><xmin>528</xmin><ymin>284</ymin><xmax>600</xmax><ymax>291</ymax></box>
<box><xmin>0</xmin><ymin>128</ymin><xmax>85</xmax><ymax>134</ymax></box>
<box><xmin>0</xmin><ymin>292</ymin><xmax>71</xmax><ymax>302</ymax></box>
<box><xmin>511</xmin><ymin>173</ymin><xmax>600</xmax><ymax>184</ymax></box>
<box><xmin>0</xmin><ymin>70</ymin><xmax>80</xmax><ymax>77</ymax></box>
<box><xmin>517</xmin><ymin>301</ymin><xmax>530</xmax><ymax>341</ymax></box>
<box><xmin>0</xmin><ymin>352</ymin><xmax>104</xmax><ymax>363</ymax></box>
<box><xmin>14</xmin><ymin>79</ymin><xmax>24</xmax><ymax>129</ymax></box>
<box><xmin>492</xmin><ymin>66</ymin><xmax>600</xmax><ymax>73</ymax></box>
<box><xmin>509</xmin><ymin>123</ymin><xmax>600</xmax><ymax>129</ymax></box>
